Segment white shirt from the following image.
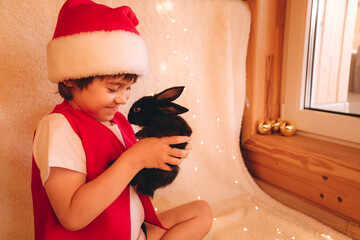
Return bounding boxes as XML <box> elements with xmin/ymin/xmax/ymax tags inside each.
<box><xmin>33</xmin><ymin>113</ymin><xmax>145</xmax><ymax>240</ymax></box>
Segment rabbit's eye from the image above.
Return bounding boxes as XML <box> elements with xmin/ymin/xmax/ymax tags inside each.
<box><xmin>134</xmin><ymin>107</ymin><xmax>141</xmax><ymax>112</ymax></box>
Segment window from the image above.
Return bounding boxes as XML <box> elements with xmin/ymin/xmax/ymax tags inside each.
<box><xmin>281</xmin><ymin>0</ymin><xmax>360</xmax><ymax>146</ymax></box>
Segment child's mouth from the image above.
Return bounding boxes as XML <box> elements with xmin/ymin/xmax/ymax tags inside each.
<box><xmin>107</xmin><ymin>106</ymin><xmax>119</xmax><ymax>111</ymax></box>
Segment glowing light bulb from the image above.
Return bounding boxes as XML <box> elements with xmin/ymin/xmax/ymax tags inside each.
<box><xmin>156</xmin><ymin>4</ymin><xmax>163</xmax><ymax>12</ymax></box>
<box><xmin>163</xmin><ymin>1</ymin><xmax>173</xmax><ymax>10</ymax></box>
<box><xmin>166</xmin><ymin>34</ymin><xmax>170</xmax><ymax>39</ymax></box>
<box><xmin>233</xmin><ymin>156</ymin><xmax>236</xmax><ymax>160</ymax></box>
<box><xmin>200</xmin><ymin>140</ymin><xmax>204</xmax><ymax>144</ymax></box>
<box><xmin>197</xmin><ymin>196</ymin><xmax>201</xmax><ymax>200</ymax></box>
<box><xmin>160</xmin><ymin>63</ymin><xmax>167</xmax><ymax>71</ymax></box>
<box><xmin>243</xmin><ymin>227</ymin><xmax>248</xmax><ymax>231</ymax></box>
<box><xmin>173</xmin><ymin>50</ymin><xmax>177</xmax><ymax>54</ymax></box>
<box><xmin>184</xmin><ymin>28</ymin><xmax>188</xmax><ymax>32</ymax></box>
<box><xmin>193</xmin><ymin>114</ymin><xmax>196</xmax><ymax>118</ymax></box>
<box><xmin>194</xmin><ymin>167</ymin><xmax>198</xmax><ymax>171</ymax></box>
<box><xmin>155</xmin><ymin>207</ymin><xmax>158</xmax><ymax>212</ymax></box>
<box><xmin>156</xmin><ymin>1</ymin><xmax>173</xmax><ymax>13</ymax></box>
<box><xmin>255</xmin><ymin>205</ymin><xmax>259</xmax><ymax>210</ymax></box>
<box><xmin>196</xmin><ymin>99</ymin><xmax>200</xmax><ymax>103</ymax></box>
<box><xmin>235</xmin><ymin>180</ymin><xmax>238</xmax><ymax>184</ymax></box>
<box><xmin>190</xmin><ymin>72</ymin><xmax>194</xmax><ymax>76</ymax></box>
<box><xmin>171</xmin><ymin>19</ymin><xmax>176</xmax><ymax>23</ymax></box>
<box><xmin>213</xmin><ymin>218</ymin><xmax>217</xmax><ymax>221</ymax></box>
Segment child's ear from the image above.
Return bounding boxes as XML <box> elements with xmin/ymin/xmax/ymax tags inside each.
<box><xmin>63</xmin><ymin>80</ymin><xmax>74</xmax><ymax>87</ymax></box>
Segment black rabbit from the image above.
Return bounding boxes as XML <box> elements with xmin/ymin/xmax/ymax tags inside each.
<box><xmin>127</xmin><ymin>86</ymin><xmax>192</xmax><ymax>197</ymax></box>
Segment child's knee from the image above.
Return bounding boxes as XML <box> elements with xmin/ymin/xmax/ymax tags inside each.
<box><xmin>194</xmin><ymin>200</ymin><xmax>213</xmax><ymax>228</ymax></box>
<box><xmin>195</xmin><ymin>200</ymin><xmax>212</xmax><ymax>216</ymax></box>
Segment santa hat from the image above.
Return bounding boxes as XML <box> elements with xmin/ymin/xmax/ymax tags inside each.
<box><xmin>46</xmin><ymin>0</ymin><xmax>148</xmax><ymax>83</ymax></box>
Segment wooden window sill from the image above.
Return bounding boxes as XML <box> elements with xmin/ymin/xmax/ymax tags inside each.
<box><xmin>241</xmin><ymin>134</ymin><xmax>360</xmax><ymax>239</ymax></box>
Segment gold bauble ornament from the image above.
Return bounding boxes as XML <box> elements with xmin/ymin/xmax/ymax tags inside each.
<box><xmin>257</xmin><ymin>120</ymin><xmax>272</xmax><ymax>135</ymax></box>
<box><xmin>271</xmin><ymin>118</ymin><xmax>282</xmax><ymax>133</ymax></box>
<box><xmin>279</xmin><ymin>121</ymin><xmax>296</xmax><ymax>136</ymax></box>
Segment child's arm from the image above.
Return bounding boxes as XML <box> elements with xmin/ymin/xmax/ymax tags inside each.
<box><xmin>44</xmin><ymin>136</ymin><xmax>190</xmax><ymax>231</ymax></box>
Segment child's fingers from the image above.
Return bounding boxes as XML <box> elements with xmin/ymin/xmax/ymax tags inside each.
<box><xmin>164</xmin><ymin>136</ymin><xmax>190</xmax><ymax>145</ymax></box>
<box><xmin>168</xmin><ymin>148</ymin><xmax>189</xmax><ymax>160</ymax></box>
<box><xmin>166</xmin><ymin>156</ymin><xmax>183</xmax><ymax>166</ymax></box>
<box><xmin>159</xmin><ymin>163</ymin><xmax>174</xmax><ymax>171</ymax></box>
<box><xmin>132</xmin><ymin>137</ymin><xmax>190</xmax><ymax>169</ymax></box>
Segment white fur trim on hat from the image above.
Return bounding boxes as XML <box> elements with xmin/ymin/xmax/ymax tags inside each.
<box><xmin>46</xmin><ymin>30</ymin><xmax>148</xmax><ymax>83</ymax></box>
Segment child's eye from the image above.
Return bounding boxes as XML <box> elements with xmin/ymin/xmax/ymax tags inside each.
<box><xmin>107</xmin><ymin>88</ymin><xmax>118</xmax><ymax>93</ymax></box>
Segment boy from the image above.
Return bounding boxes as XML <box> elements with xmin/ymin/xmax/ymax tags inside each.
<box><xmin>31</xmin><ymin>0</ymin><xmax>212</xmax><ymax>239</ymax></box>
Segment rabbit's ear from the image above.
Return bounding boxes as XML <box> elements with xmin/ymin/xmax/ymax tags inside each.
<box><xmin>159</xmin><ymin>103</ymin><xmax>188</xmax><ymax>115</ymax></box>
<box><xmin>155</xmin><ymin>86</ymin><xmax>185</xmax><ymax>102</ymax></box>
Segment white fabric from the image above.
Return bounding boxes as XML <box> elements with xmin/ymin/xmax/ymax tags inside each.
<box><xmin>130</xmin><ymin>186</ymin><xmax>146</xmax><ymax>240</ymax></box>
<box><xmin>46</xmin><ymin>30</ymin><xmax>148</xmax><ymax>83</ymax></box>
<box><xmin>33</xmin><ymin>113</ymin><xmax>87</xmax><ymax>185</ymax></box>
<box><xmin>33</xmin><ymin>113</ymin><xmax>144</xmax><ymax>240</ymax></box>
<box><xmin>106</xmin><ymin>123</ymin><xmax>126</xmax><ymax>147</ymax></box>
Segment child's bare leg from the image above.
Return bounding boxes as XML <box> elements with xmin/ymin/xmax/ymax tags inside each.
<box><xmin>146</xmin><ymin>200</ymin><xmax>213</xmax><ymax>240</ymax></box>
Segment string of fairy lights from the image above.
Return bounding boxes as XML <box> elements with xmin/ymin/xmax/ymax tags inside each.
<box><xmin>155</xmin><ymin>0</ymin><xmax>203</xmax><ymax>203</ymax></box>
<box><xmin>151</xmin><ymin>1</ymin><xmax>339</xmax><ymax>239</ymax></box>
<box><xmin>155</xmin><ymin>0</ymin><xmax>241</xmax><ymax>208</ymax></box>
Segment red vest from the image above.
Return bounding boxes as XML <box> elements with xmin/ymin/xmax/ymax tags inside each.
<box><xmin>31</xmin><ymin>100</ymin><xmax>166</xmax><ymax>240</ymax></box>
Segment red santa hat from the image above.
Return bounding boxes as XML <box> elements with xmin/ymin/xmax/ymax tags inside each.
<box><xmin>46</xmin><ymin>0</ymin><xmax>148</xmax><ymax>83</ymax></box>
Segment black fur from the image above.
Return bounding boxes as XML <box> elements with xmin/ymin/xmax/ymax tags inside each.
<box><xmin>127</xmin><ymin>86</ymin><xmax>192</xmax><ymax>197</ymax></box>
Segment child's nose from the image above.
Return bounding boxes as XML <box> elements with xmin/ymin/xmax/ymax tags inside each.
<box><xmin>114</xmin><ymin>92</ymin><xmax>128</xmax><ymax>104</ymax></box>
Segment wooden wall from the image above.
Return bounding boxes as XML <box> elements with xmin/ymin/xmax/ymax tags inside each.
<box><xmin>242</xmin><ymin>0</ymin><xmax>286</xmax><ymax>144</ymax></box>
<box><xmin>353</xmin><ymin>3</ymin><xmax>360</xmax><ymax>49</ymax></box>
<box><xmin>312</xmin><ymin>0</ymin><xmax>357</xmax><ymax>104</ymax></box>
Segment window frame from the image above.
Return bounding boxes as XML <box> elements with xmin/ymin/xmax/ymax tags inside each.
<box><xmin>281</xmin><ymin>0</ymin><xmax>360</xmax><ymax>146</ymax></box>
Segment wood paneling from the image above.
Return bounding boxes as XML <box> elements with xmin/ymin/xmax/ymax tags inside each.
<box><xmin>255</xmin><ymin>179</ymin><xmax>360</xmax><ymax>240</ymax></box>
<box><xmin>242</xmin><ymin>134</ymin><xmax>360</xmax><ymax>222</ymax></box>
<box><xmin>242</xmin><ymin>0</ymin><xmax>286</xmax><ymax>144</ymax></box>
<box><xmin>353</xmin><ymin>3</ymin><xmax>360</xmax><ymax>49</ymax></box>
<box><xmin>312</xmin><ymin>0</ymin><xmax>357</xmax><ymax>104</ymax></box>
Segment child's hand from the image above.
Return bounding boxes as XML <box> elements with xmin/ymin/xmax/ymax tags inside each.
<box><xmin>124</xmin><ymin>136</ymin><xmax>191</xmax><ymax>171</ymax></box>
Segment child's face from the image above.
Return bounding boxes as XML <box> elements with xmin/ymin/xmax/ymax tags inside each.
<box><xmin>70</xmin><ymin>76</ymin><xmax>134</xmax><ymax>123</ymax></box>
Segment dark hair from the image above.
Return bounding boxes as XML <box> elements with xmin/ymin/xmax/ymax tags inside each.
<box><xmin>57</xmin><ymin>73</ymin><xmax>138</xmax><ymax>100</ymax></box>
